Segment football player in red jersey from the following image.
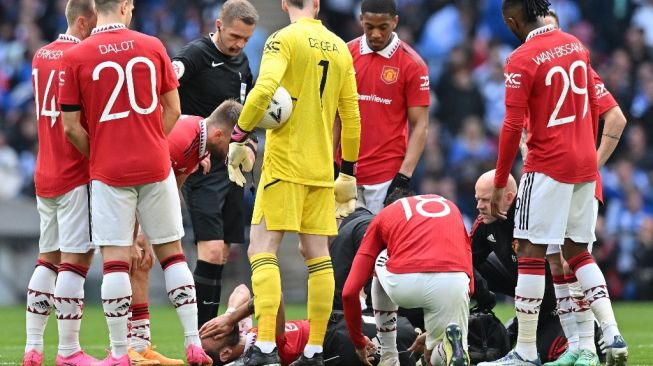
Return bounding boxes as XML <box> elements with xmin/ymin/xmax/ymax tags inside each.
<box><xmin>343</xmin><ymin>195</ymin><xmax>473</xmax><ymax>366</ymax></box>
<box><xmin>127</xmin><ymin>100</ymin><xmax>256</xmax><ymax>365</ymax></box>
<box><xmin>533</xmin><ymin>10</ymin><xmax>627</xmax><ymax>366</ymax></box>
<box><xmin>58</xmin><ymin>0</ymin><xmax>211</xmax><ymax>365</ymax></box>
<box><xmin>335</xmin><ymin>0</ymin><xmax>429</xmax><ymax>214</ymax></box>
<box><xmin>482</xmin><ymin>1</ymin><xmax>627</xmax><ymax>365</ymax></box>
<box><xmin>24</xmin><ymin>2</ymin><xmax>98</xmax><ymax>366</ymax></box>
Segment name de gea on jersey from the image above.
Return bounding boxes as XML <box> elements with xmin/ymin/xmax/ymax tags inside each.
<box><xmin>98</xmin><ymin>40</ymin><xmax>135</xmax><ymax>55</ymax></box>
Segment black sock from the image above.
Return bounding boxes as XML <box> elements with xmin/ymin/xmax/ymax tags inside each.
<box><xmin>193</xmin><ymin>260</ymin><xmax>224</xmax><ymax>328</ymax></box>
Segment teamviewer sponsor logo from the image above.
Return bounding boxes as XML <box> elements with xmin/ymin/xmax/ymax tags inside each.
<box><xmin>504</xmin><ymin>73</ymin><xmax>522</xmax><ymax>88</ymax></box>
<box><xmin>359</xmin><ymin>94</ymin><xmax>392</xmax><ymax>105</ymax></box>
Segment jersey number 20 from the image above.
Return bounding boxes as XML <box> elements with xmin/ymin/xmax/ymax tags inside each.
<box><xmin>93</xmin><ymin>57</ymin><xmax>158</xmax><ymax>122</ymax></box>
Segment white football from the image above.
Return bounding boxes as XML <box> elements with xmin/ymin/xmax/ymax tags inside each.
<box><xmin>258</xmin><ymin>86</ymin><xmax>292</xmax><ymax>129</ymax></box>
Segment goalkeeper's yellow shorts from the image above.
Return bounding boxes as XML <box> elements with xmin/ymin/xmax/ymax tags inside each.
<box><xmin>252</xmin><ymin>170</ymin><xmax>337</xmax><ymax>235</ymax></box>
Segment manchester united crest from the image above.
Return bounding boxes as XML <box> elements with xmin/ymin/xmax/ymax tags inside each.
<box><xmin>381</xmin><ymin>66</ymin><xmax>399</xmax><ymax>84</ymax></box>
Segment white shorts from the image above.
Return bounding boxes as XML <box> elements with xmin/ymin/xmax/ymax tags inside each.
<box><xmin>91</xmin><ymin>170</ymin><xmax>184</xmax><ymax>246</ymax></box>
<box><xmin>356</xmin><ymin>180</ymin><xmax>392</xmax><ymax>214</ymax></box>
<box><xmin>514</xmin><ymin>172</ymin><xmax>596</xmax><ymax>245</ymax></box>
<box><xmin>37</xmin><ymin>184</ymin><xmax>94</xmax><ymax>254</ymax></box>
<box><xmin>375</xmin><ymin>250</ymin><xmax>469</xmax><ymax>351</ymax></box>
<box><xmin>545</xmin><ymin>198</ymin><xmax>599</xmax><ymax>255</ymax></box>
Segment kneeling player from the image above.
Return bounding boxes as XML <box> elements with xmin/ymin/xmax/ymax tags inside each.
<box><xmin>127</xmin><ymin>100</ymin><xmax>255</xmax><ymax>365</ymax></box>
<box><xmin>343</xmin><ymin>195</ymin><xmax>473</xmax><ymax>366</ymax></box>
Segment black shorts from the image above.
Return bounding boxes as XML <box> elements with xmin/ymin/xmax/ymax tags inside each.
<box><xmin>182</xmin><ymin>166</ymin><xmax>244</xmax><ymax>244</ymax></box>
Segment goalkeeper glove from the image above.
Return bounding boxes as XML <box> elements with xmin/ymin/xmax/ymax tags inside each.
<box><xmin>383</xmin><ymin>173</ymin><xmax>411</xmax><ymax>206</ymax></box>
<box><xmin>227</xmin><ymin>125</ymin><xmax>253</xmax><ymax>187</ymax></box>
<box><xmin>334</xmin><ymin>160</ymin><xmax>357</xmax><ymax>218</ymax></box>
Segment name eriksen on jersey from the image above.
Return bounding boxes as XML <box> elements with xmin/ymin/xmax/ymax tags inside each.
<box><xmin>98</xmin><ymin>40</ymin><xmax>135</xmax><ymax>55</ymax></box>
<box><xmin>36</xmin><ymin>49</ymin><xmax>63</xmax><ymax>60</ymax></box>
<box><xmin>531</xmin><ymin>42</ymin><xmax>584</xmax><ymax>66</ymax></box>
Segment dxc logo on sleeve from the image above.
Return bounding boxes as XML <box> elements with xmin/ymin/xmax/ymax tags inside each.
<box><xmin>504</xmin><ymin>73</ymin><xmax>522</xmax><ymax>88</ymax></box>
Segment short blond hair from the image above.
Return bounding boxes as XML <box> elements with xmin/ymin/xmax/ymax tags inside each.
<box><xmin>206</xmin><ymin>99</ymin><xmax>242</xmax><ymax>130</ymax></box>
<box><xmin>220</xmin><ymin>0</ymin><xmax>259</xmax><ymax>26</ymax></box>
<box><xmin>65</xmin><ymin>0</ymin><xmax>95</xmax><ymax>25</ymax></box>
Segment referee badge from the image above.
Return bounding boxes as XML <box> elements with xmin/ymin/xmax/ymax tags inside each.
<box><xmin>172</xmin><ymin>60</ymin><xmax>185</xmax><ymax>79</ymax></box>
<box><xmin>381</xmin><ymin>65</ymin><xmax>399</xmax><ymax>84</ymax></box>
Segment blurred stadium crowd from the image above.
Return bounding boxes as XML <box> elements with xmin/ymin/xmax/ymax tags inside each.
<box><xmin>1</xmin><ymin>0</ymin><xmax>652</xmax><ymax>299</ymax></box>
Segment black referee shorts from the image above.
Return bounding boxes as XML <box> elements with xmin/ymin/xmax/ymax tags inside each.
<box><xmin>182</xmin><ymin>167</ymin><xmax>245</xmax><ymax>244</ymax></box>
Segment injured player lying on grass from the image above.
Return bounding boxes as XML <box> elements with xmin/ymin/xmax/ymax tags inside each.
<box><xmin>199</xmin><ymin>284</ymin><xmax>419</xmax><ymax>366</ymax></box>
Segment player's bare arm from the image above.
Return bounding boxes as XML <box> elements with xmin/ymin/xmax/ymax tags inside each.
<box><xmin>491</xmin><ymin>104</ymin><xmax>526</xmax><ymax>220</ymax></box>
<box><xmin>596</xmin><ymin>106</ymin><xmax>627</xmax><ymax>168</ymax></box>
<box><xmin>161</xmin><ymin>88</ymin><xmax>181</xmax><ymax>135</ymax></box>
<box><xmin>398</xmin><ymin>105</ymin><xmax>428</xmax><ymax>177</ymax></box>
<box><xmin>200</xmin><ymin>285</ymin><xmax>252</xmax><ymax>339</ymax></box>
<box><xmin>61</xmin><ymin>109</ymin><xmax>90</xmax><ymax>158</ymax></box>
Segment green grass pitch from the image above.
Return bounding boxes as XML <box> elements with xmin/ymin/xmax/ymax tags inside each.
<box><xmin>1</xmin><ymin>303</ymin><xmax>652</xmax><ymax>365</ymax></box>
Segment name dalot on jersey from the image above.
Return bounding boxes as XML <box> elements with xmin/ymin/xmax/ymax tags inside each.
<box><xmin>98</xmin><ymin>40</ymin><xmax>135</xmax><ymax>54</ymax></box>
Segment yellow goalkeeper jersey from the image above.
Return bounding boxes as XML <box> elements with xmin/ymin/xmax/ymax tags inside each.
<box><xmin>237</xmin><ymin>17</ymin><xmax>361</xmax><ymax>187</ymax></box>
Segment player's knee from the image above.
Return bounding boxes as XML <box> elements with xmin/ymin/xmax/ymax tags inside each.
<box><xmin>61</xmin><ymin>251</ymin><xmax>94</xmax><ymax>267</ymax></box>
<box><xmin>198</xmin><ymin>240</ymin><xmax>228</xmax><ymax>264</ymax></box>
<box><xmin>516</xmin><ymin>240</ymin><xmax>546</xmax><ymax>258</ymax></box>
<box><xmin>38</xmin><ymin>251</ymin><xmax>61</xmax><ymax>266</ymax></box>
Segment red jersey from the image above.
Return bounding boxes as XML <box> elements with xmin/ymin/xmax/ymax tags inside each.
<box><xmin>32</xmin><ymin>34</ymin><xmax>89</xmax><ymax>198</ymax></box>
<box><xmin>343</xmin><ymin>195</ymin><xmax>472</xmax><ymax>348</ymax></box>
<box><xmin>497</xmin><ymin>26</ymin><xmax>598</xmax><ymax>187</ymax></box>
<box><xmin>342</xmin><ymin>35</ymin><xmax>430</xmax><ymax>185</ymax></box>
<box><xmin>592</xmin><ymin>69</ymin><xmax>619</xmax><ymax>204</ymax></box>
<box><xmin>59</xmin><ymin>23</ymin><xmax>179</xmax><ymax>186</ymax></box>
<box><xmin>167</xmin><ymin>115</ymin><xmax>207</xmax><ymax>176</ymax></box>
<box><xmin>250</xmin><ymin>320</ymin><xmax>309</xmax><ymax>366</ymax></box>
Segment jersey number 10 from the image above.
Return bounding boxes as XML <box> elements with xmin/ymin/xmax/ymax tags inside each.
<box><xmin>93</xmin><ymin>56</ymin><xmax>158</xmax><ymax>122</ymax></box>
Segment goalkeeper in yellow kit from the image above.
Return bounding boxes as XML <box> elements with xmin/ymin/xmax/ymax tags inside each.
<box><xmin>225</xmin><ymin>0</ymin><xmax>361</xmax><ymax>365</ymax></box>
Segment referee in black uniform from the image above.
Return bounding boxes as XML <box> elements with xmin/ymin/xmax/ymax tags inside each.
<box><xmin>171</xmin><ymin>0</ymin><xmax>258</xmax><ymax>328</ymax></box>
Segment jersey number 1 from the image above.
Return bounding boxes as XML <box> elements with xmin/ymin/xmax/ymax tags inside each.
<box><xmin>318</xmin><ymin>60</ymin><xmax>329</xmax><ymax>100</ymax></box>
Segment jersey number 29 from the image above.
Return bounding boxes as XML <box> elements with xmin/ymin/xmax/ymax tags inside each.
<box><xmin>545</xmin><ymin>60</ymin><xmax>588</xmax><ymax>128</ymax></box>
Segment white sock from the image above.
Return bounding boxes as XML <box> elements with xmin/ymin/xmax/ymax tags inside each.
<box><xmin>163</xmin><ymin>256</ymin><xmax>200</xmax><ymax>347</ymax></box>
<box><xmin>372</xmin><ymin>277</ymin><xmax>398</xmax><ymax>355</ymax></box>
<box><xmin>54</xmin><ymin>265</ymin><xmax>88</xmax><ymax>357</ymax></box>
<box><xmin>130</xmin><ymin>319</ymin><xmax>151</xmax><ymax>353</ymax></box>
<box><xmin>570</xmin><ymin>253</ymin><xmax>621</xmax><ymax>345</ymax></box>
<box><xmin>514</xmin><ymin>258</ymin><xmax>545</xmax><ymax>361</ymax></box>
<box><xmin>255</xmin><ymin>341</ymin><xmax>276</xmax><ymax>354</ymax></box>
<box><xmin>303</xmin><ymin>344</ymin><xmax>323</xmax><ymax>358</ymax></box>
<box><xmin>102</xmin><ymin>262</ymin><xmax>132</xmax><ymax>358</ymax></box>
<box><xmin>25</xmin><ymin>262</ymin><xmax>57</xmax><ymax>353</ymax></box>
<box><xmin>553</xmin><ymin>277</ymin><xmax>578</xmax><ymax>350</ymax></box>
<box><xmin>430</xmin><ymin>342</ymin><xmax>447</xmax><ymax>366</ymax></box>
<box><xmin>129</xmin><ymin>303</ymin><xmax>151</xmax><ymax>353</ymax></box>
